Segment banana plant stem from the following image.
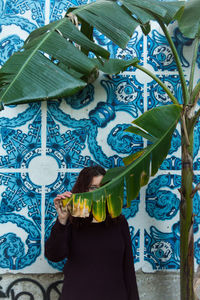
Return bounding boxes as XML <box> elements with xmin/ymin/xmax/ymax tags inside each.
<box><xmin>180</xmin><ymin>120</ymin><xmax>194</xmax><ymax>300</ymax></box>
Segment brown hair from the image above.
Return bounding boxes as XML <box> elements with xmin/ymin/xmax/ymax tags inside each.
<box><xmin>71</xmin><ymin>165</ymin><xmax>106</xmax><ymax>193</ymax></box>
<box><xmin>70</xmin><ymin>165</ymin><xmax>122</xmax><ymax>227</ymax></box>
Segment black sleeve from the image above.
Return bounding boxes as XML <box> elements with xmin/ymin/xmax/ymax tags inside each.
<box><xmin>121</xmin><ymin>216</ymin><xmax>140</xmax><ymax>300</ymax></box>
<box><xmin>45</xmin><ymin>218</ymin><xmax>72</xmax><ymax>262</ymax></box>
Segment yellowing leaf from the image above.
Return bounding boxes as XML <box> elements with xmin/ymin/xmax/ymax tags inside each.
<box><xmin>62</xmin><ymin>104</ymin><xmax>182</xmax><ymax>221</ymax></box>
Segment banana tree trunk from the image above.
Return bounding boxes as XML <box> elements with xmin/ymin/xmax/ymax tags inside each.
<box><xmin>180</xmin><ymin>114</ymin><xmax>194</xmax><ymax>300</ymax></box>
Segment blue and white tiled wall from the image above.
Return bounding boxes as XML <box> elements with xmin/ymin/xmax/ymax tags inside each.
<box><xmin>0</xmin><ymin>0</ymin><xmax>200</xmax><ymax>274</ymax></box>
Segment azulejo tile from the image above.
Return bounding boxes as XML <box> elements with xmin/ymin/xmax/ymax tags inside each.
<box><xmin>0</xmin><ymin>0</ymin><xmax>45</xmax><ymax>65</ymax></box>
<box><xmin>122</xmin><ymin>198</ymin><xmax>140</xmax><ymax>220</ymax></box>
<box><xmin>0</xmin><ymin>172</ymin><xmax>42</xmax><ymax>227</ymax></box>
<box><xmin>47</xmin><ymin>76</ymin><xmax>143</xmax><ymax>169</ymax></box>
<box><xmin>115</xmin><ymin>31</ymin><xmax>143</xmax><ymax>65</ymax></box>
<box><xmin>0</xmin><ymin>104</ymin><xmax>41</xmax><ymax>169</ymax></box>
<box><xmin>50</xmin><ymin>0</ymin><xmax>88</xmax><ymax>22</ymax></box>
<box><xmin>0</xmin><ymin>104</ymin><xmax>42</xmax><ymax>272</ymax></box>
<box><xmin>147</xmin><ymin>26</ymin><xmax>194</xmax><ymax>71</ymax></box>
<box><xmin>4</xmin><ymin>0</ymin><xmax>45</xmax><ymax>27</ymax></box>
<box><xmin>147</xmin><ymin>29</ymin><xmax>177</xmax><ymax>71</ymax></box>
<box><xmin>101</xmin><ymin>74</ymin><xmax>144</xmax><ymax>116</ymax></box>
<box><xmin>147</xmin><ymin>75</ymin><xmax>182</xmax><ymax>109</ymax></box>
<box><xmin>130</xmin><ymin>226</ymin><xmax>140</xmax><ymax>264</ymax></box>
<box><xmin>144</xmin><ymin>221</ymin><xmax>180</xmax><ymax>270</ymax></box>
<box><xmin>146</xmin><ymin>174</ymin><xmax>181</xmax><ymax>221</ymax></box>
<box><xmin>0</xmin><ymin>212</ymin><xmax>41</xmax><ymax>270</ymax></box>
<box><xmin>47</xmin><ymin>103</ymin><xmax>100</xmax><ymax>168</ymax></box>
<box><xmin>143</xmin><ymin>173</ymin><xmax>200</xmax><ymax>270</ymax></box>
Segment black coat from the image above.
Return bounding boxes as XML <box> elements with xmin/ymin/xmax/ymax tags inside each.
<box><xmin>45</xmin><ymin>216</ymin><xmax>139</xmax><ymax>300</ymax></box>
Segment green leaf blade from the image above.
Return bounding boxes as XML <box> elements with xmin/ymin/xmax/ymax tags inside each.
<box><xmin>178</xmin><ymin>0</ymin><xmax>200</xmax><ymax>38</ymax></box>
<box><xmin>122</xmin><ymin>0</ymin><xmax>184</xmax><ymax>25</ymax></box>
<box><xmin>0</xmin><ymin>51</ymin><xmax>86</xmax><ymax>105</ymax></box>
<box><xmin>68</xmin><ymin>105</ymin><xmax>182</xmax><ymax>219</ymax></box>
<box><xmin>0</xmin><ymin>15</ymin><xmax>110</xmax><ymax>105</ymax></box>
<box><xmin>106</xmin><ymin>178</ymin><xmax>124</xmax><ymax>218</ymax></box>
<box><xmin>73</xmin><ymin>1</ymin><xmax>140</xmax><ymax>48</ymax></box>
<box><xmin>92</xmin><ymin>189</ymin><xmax>107</xmax><ymax>222</ymax></box>
<box><xmin>92</xmin><ymin>58</ymin><xmax>139</xmax><ymax>75</ymax></box>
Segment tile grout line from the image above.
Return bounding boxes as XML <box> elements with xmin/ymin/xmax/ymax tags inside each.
<box><xmin>40</xmin><ymin>0</ymin><xmax>49</xmax><ymax>252</ymax></box>
<box><xmin>3</xmin><ymin>169</ymin><xmax>200</xmax><ymax>174</ymax></box>
<box><xmin>138</xmin><ymin>33</ymin><xmax>148</xmax><ymax>269</ymax></box>
<box><xmin>45</xmin><ymin>0</ymin><xmax>50</xmax><ymax>26</ymax></box>
<box><xmin>39</xmin><ymin>0</ymin><xmax>50</xmax><ymax>261</ymax></box>
<box><xmin>41</xmin><ymin>101</ymin><xmax>47</xmax><ymax>258</ymax></box>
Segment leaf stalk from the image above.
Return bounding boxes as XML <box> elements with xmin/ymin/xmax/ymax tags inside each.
<box><xmin>135</xmin><ymin>64</ymin><xmax>179</xmax><ymax>105</ymax></box>
<box><xmin>158</xmin><ymin>20</ymin><xmax>189</xmax><ymax>105</ymax></box>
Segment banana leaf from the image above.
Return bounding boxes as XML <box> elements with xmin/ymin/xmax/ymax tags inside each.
<box><xmin>91</xmin><ymin>57</ymin><xmax>139</xmax><ymax>74</ymax></box>
<box><xmin>120</xmin><ymin>0</ymin><xmax>184</xmax><ymax>26</ymax></box>
<box><xmin>0</xmin><ymin>0</ymin><xmax>185</xmax><ymax>107</ymax></box>
<box><xmin>72</xmin><ymin>0</ymin><xmax>184</xmax><ymax>45</ymax></box>
<box><xmin>62</xmin><ymin>104</ymin><xmax>182</xmax><ymax>221</ymax></box>
<box><xmin>0</xmin><ymin>16</ymin><xmax>109</xmax><ymax>107</ymax></box>
<box><xmin>71</xmin><ymin>1</ymin><xmax>140</xmax><ymax>49</ymax></box>
<box><xmin>177</xmin><ymin>0</ymin><xmax>200</xmax><ymax>39</ymax></box>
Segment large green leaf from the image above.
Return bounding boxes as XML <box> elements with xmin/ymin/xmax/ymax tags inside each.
<box><xmin>120</xmin><ymin>0</ymin><xmax>184</xmax><ymax>26</ymax></box>
<box><xmin>0</xmin><ymin>17</ymin><xmax>109</xmax><ymax>106</ymax></box>
<box><xmin>71</xmin><ymin>1</ymin><xmax>140</xmax><ymax>49</ymax></box>
<box><xmin>0</xmin><ymin>0</ymin><xmax>185</xmax><ymax>107</ymax></box>
<box><xmin>177</xmin><ymin>0</ymin><xmax>200</xmax><ymax>38</ymax></box>
<box><xmin>72</xmin><ymin>0</ymin><xmax>184</xmax><ymax>45</ymax></box>
<box><xmin>154</xmin><ymin>1</ymin><xmax>185</xmax><ymax>25</ymax></box>
<box><xmin>62</xmin><ymin>104</ymin><xmax>182</xmax><ymax>221</ymax></box>
<box><xmin>92</xmin><ymin>58</ymin><xmax>140</xmax><ymax>74</ymax></box>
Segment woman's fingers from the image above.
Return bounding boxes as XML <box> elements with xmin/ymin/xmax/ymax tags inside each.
<box><xmin>54</xmin><ymin>200</ymin><xmax>64</xmax><ymax>213</ymax></box>
<box><xmin>54</xmin><ymin>191</ymin><xmax>73</xmax><ymax>218</ymax></box>
<box><xmin>54</xmin><ymin>191</ymin><xmax>92</xmax><ymax>218</ymax></box>
<box><xmin>63</xmin><ymin>191</ymin><xmax>72</xmax><ymax>197</ymax></box>
<box><xmin>52</xmin><ymin>192</ymin><xmax>72</xmax><ymax>225</ymax></box>
<box><xmin>54</xmin><ymin>191</ymin><xmax>72</xmax><ymax>203</ymax></box>
<box><xmin>55</xmin><ymin>201</ymin><xmax>68</xmax><ymax>217</ymax></box>
<box><xmin>54</xmin><ymin>191</ymin><xmax>72</xmax><ymax>202</ymax></box>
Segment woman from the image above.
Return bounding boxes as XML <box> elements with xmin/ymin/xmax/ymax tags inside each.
<box><xmin>45</xmin><ymin>165</ymin><xmax>139</xmax><ymax>300</ymax></box>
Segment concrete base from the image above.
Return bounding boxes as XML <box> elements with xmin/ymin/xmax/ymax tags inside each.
<box><xmin>137</xmin><ymin>271</ymin><xmax>180</xmax><ymax>300</ymax></box>
<box><xmin>0</xmin><ymin>271</ymin><xmax>181</xmax><ymax>300</ymax></box>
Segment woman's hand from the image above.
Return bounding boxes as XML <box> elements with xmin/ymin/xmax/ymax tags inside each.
<box><xmin>54</xmin><ymin>191</ymin><xmax>72</xmax><ymax>225</ymax></box>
